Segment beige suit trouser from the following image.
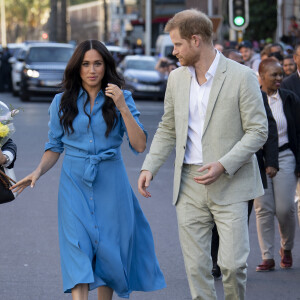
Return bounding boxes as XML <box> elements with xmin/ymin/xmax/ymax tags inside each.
<box><xmin>254</xmin><ymin>149</ymin><xmax>297</xmax><ymax>259</ymax></box>
<box><xmin>176</xmin><ymin>164</ymin><xmax>249</xmax><ymax>300</ymax></box>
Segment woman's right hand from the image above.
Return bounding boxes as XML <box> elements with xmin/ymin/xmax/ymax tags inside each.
<box><xmin>10</xmin><ymin>169</ymin><xmax>41</xmax><ymax>194</ymax></box>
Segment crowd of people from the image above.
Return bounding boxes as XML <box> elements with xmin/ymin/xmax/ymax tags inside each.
<box><xmin>210</xmin><ymin>37</ymin><xmax>300</xmax><ymax>278</ymax></box>
<box><xmin>1</xmin><ymin>8</ymin><xmax>299</xmax><ymax>300</ymax></box>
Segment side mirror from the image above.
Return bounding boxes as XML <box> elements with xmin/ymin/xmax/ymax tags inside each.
<box><xmin>8</xmin><ymin>57</ymin><xmax>16</xmax><ymax>64</ymax></box>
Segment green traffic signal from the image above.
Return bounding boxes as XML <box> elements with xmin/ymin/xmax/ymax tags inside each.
<box><xmin>234</xmin><ymin>16</ymin><xmax>245</xmax><ymax>26</ymax></box>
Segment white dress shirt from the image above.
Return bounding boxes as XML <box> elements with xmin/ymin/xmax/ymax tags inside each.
<box><xmin>184</xmin><ymin>51</ymin><xmax>220</xmax><ymax>165</ymax></box>
<box><xmin>267</xmin><ymin>91</ymin><xmax>289</xmax><ymax>147</ymax></box>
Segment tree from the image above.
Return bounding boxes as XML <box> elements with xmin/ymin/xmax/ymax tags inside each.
<box><xmin>5</xmin><ymin>0</ymin><xmax>50</xmax><ymax>42</ymax></box>
<box><xmin>70</xmin><ymin>0</ymin><xmax>92</xmax><ymax>4</ymax></box>
<box><xmin>243</xmin><ymin>0</ymin><xmax>277</xmax><ymax>41</ymax></box>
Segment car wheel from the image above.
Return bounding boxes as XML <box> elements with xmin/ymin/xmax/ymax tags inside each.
<box><xmin>19</xmin><ymin>84</ymin><xmax>30</xmax><ymax>102</ymax></box>
<box><xmin>12</xmin><ymin>87</ymin><xmax>19</xmax><ymax>97</ymax></box>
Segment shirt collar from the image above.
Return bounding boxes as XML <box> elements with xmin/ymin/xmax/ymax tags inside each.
<box><xmin>188</xmin><ymin>50</ymin><xmax>220</xmax><ymax>80</ymax></box>
<box><xmin>78</xmin><ymin>87</ymin><xmax>85</xmax><ymax>98</ymax></box>
<box><xmin>268</xmin><ymin>90</ymin><xmax>280</xmax><ymax>100</ymax></box>
<box><xmin>78</xmin><ymin>87</ymin><xmax>104</xmax><ymax>98</ymax></box>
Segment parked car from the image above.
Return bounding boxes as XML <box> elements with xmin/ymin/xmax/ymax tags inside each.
<box><xmin>117</xmin><ymin>55</ymin><xmax>167</xmax><ymax>100</ymax></box>
<box><xmin>8</xmin><ymin>44</ymin><xmax>26</xmax><ymax>96</ymax></box>
<box><xmin>155</xmin><ymin>34</ymin><xmax>174</xmax><ymax>58</ymax></box>
<box><xmin>105</xmin><ymin>45</ymin><xmax>129</xmax><ymax>65</ymax></box>
<box><xmin>18</xmin><ymin>42</ymin><xmax>75</xmax><ymax>101</ymax></box>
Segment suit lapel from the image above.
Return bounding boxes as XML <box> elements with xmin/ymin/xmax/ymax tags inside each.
<box><xmin>202</xmin><ymin>55</ymin><xmax>227</xmax><ymax>136</ymax></box>
<box><xmin>178</xmin><ymin>67</ymin><xmax>192</xmax><ymax>121</ymax></box>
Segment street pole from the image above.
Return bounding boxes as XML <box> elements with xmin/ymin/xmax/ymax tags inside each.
<box><xmin>145</xmin><ymin>0</ymin><xmax>151</xmax><ymax>55</ymax></box>
<box><xmin>207</xmin><ymin>0</ymin><xmax>213</xmax><ymax>16</ymax></box>
<box><xmin>276</xmin><ymin>0</ymin><xmax>283</xmax><ymax>42</ymax></box>
<box><xmin>50</xmin><ymin>0</ymin><xmax>57</xmax><ymax>42</ymax></box>
<box><xmin>119</xmin><ymin>0</ymin><xmax>125</xmax><ymax>47</ymax></box>
<box><xmin>0</xmin><ymin>0</ymin><xmax>6</xmax><ymax>47</ymax></box>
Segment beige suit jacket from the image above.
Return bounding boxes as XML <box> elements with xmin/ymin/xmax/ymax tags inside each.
<box><xmin>142</xmin><ymin>55</ymin><xmax>268</xmax><ymax>205</ymax></box>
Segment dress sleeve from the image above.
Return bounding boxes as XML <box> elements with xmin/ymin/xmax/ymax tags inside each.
<box><xmin>45</xmin><ymin>94</ymin><xmax>64</xmax><ymax>153</ymax></box>
<box><xmin>120</xmin><ymin>90</ymin><xmax>148</xmax><ymax>154</ymax></box>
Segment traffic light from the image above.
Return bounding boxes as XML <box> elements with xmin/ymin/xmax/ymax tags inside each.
<box><xmin>229</xmin><ymin>0</ymin><xmax>249</xmax><ymax>31</ymax></box>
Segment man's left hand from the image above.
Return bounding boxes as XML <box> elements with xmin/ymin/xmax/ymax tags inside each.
<box><xmin>194</xmin><ymin>162</ymin><xmax>225</xmax><ymax>185</ymax></box>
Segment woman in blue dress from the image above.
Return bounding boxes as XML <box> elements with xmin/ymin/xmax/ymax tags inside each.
<box><xmin>11</xmin><ymin>40</ymin><xmax>166</xmax><ymax>299</ymax></box>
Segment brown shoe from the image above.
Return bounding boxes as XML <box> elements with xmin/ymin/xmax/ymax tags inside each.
<box><xmin>256</xmin><ymin>259</ymin><xmax>275</xmax><ymax>272</ymax></box>
<box><xmin>279</xmin><ymin>248</ymin><xmax>292</xmax><ymax>269</ymax></box>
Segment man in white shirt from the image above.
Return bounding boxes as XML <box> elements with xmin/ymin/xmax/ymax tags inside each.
<box><xmin>138</xmin><ymin>9</ymin><xmax>268</xmax><ymax>300</ymax></box>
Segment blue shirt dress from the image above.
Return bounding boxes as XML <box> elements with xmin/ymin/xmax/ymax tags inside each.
<box><xmin>45</xmin><ymin>89</ymin><xmax>166</xmax><ymax>297</ymax></box>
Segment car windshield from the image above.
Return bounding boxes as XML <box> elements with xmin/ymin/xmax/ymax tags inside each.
<box><xmin>27</xmin><ymin>47</ymin><xmax>74</xmax><ymax>63</ymax></box>
<box><xmin>126</xmin><ymin>59</ymin><xmax>156</xmax><ymax>70</ymax></box>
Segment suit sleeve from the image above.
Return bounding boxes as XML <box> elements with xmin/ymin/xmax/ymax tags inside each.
<box><xmin>292</xmin><ymin>93</ymin><xmax>300</xmax><ymax>174</ymax></box>
<box><xmin>1</xmin><ymin>138</ymin><xmax>17</xmax><ymax>168</ymax></box>
<box><xmin>218</xmin><ymin>69</ymin><xmax>268</xmax><ymax>175</ymax></box>
<box><xmin>141</xmin><ymin>71</ymin><xmax>177</xmax><ymax>177</ymax></box>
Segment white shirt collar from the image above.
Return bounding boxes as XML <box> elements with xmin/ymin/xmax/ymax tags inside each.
<box><xmin>187</xmin><ymin>50</ymin><xmax>220</xmax><ymax>81</ymax></box>
<box><xmin>268</xmin><ymin>90</ymin><xmax>280</xmax><ymax>100</ymax></box>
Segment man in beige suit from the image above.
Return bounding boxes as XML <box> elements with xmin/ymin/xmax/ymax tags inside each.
<box><xmin>138</xmin><ymin>9</ymin><xmax>268</xmax><ymax>300</ymax></box>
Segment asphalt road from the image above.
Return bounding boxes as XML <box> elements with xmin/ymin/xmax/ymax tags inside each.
<box><xmin>0</xmin><ymin>92</ymin><xmax>299</xmax><ymax>300</ymax></box>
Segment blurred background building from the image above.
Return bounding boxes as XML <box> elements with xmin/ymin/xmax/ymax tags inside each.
<box><xmin>0</xmin><ymin>0</ymin><xmax>300</xmax><ymax>50</ymax></box>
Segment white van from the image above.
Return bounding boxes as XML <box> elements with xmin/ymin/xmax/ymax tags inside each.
<box><xmin>155</xmin><ymin>34</ymin><xmax>174</xmax><ymax>58</ymax></box>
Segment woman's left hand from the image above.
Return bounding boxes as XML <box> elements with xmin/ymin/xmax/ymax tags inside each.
<box><xmin>105</xmin><ymin>83</ymin><xmax>127</xmax><ymax>111</ymax></box>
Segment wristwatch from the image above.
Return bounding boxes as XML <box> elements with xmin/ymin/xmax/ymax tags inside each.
<box><xmin>2</xmin><ymin>154</ymin><xmax>9</xmax><ymax>165</ymax></box>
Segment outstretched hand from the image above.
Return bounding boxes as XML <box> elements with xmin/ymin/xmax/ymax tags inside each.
<box><xmin>10</xmin><ymin>169</ymin><xmax>41</xmax><ymax>194</ymax></box>
<box><xmin>193</xmin><ymin>162</ymin><xmax>225</xmax><ymax>185</ymax></box>
<box><xmin>138</xmin><ymin>170</ymin><xmax>153</xmax><ymax>198</ymax></box>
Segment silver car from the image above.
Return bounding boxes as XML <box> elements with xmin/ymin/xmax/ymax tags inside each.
<box><xmin>117</xmin><ymin>55</ymin><xmax>167</xmax><ymax>100</ymax></box>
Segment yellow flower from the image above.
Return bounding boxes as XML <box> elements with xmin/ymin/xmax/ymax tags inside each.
<box><xmin>0</xmin><ymin>122</ymin><xmax>9</xmax><ymax>138</ymax></box>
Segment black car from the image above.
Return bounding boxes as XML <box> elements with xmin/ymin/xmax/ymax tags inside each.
<box><xmin>117</xmin><ymin>55</ymin><xmax>167</xmax><ymax>100</ymax></box>
<box><xmin>19</xmin><ymin>42</ymin><xmax>74</xmax><ymax>101</ymax></box>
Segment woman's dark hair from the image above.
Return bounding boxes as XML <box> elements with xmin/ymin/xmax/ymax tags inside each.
<box><xmin>59</xmin><ymin>39</ymin><xmax>124</xmax><ymax>137</ymax></box>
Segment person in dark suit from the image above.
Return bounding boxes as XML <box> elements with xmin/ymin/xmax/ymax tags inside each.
<box><xmin>1</xmin><ymin>138</ymin><xmax>17</xmax><ymax>169</ymax></box>
<box><xmin>280</xmin><ymin>43</ymin><xmax>300</xmax><ymax>227</ymax></box>
<box><xmin>281</xmin><ymin>44</ymin><xmax>300</xmax><ymax>96</ymax></box>
<box><xmin>255</xmin><ymin>58</ymin><xmax>300</xmax><ymax>271</ymax></box>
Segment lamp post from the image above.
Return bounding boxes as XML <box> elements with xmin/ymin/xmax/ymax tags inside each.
<box><xmin>0</xmin><ymin>0</ymin><xmax>6</xmax><ymax>47</ymax></box>
<box><xmin>145</xmin><ymin>0</ymin><xmax>151</xmax><ymax>55</ymax></box>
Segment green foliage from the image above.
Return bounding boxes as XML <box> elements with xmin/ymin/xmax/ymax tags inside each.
<box><xmin>244</xmin><ymin>0</ymin><xmax>277</xmax><ymax>41</ymax></box>
<box><xmin>5</xmin><ymin>0</ymin><xmax>50</xmax><ymax>42</ymax></box>
<box><xmin>70</xmin><ymin>0</ymin><xmax>94</xmax><ymax>5</ymax></box>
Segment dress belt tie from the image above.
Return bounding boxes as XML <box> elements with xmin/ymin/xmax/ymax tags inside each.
<box><xmin>65</xmin><ymin>147</ymin><xmax>121</xmax><ymax>187</ymax></box>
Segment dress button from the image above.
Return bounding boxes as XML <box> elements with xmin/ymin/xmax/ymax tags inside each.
<box><xmin>95</xmin><ymin>225</ymin><xmax>98</xmax><ymax>228</ymax></box>
<box><xmin>95</xmin><ymin>240</ymin><xmax>98</xmax><ymax>244</ymax></box>
<box><xmin>91</xmin><ymin>212</ymin><xmax>94</xmax><ymax>215</ymax></box>
<box><xmin>90</xmin><ymin>197</ymin><xmax>93</xmax><ymax>200</ymax></box>
<box><xmin>90</xmin><ymin>140</ymin><xmax>93</xmax><ymax>143</ymax></box>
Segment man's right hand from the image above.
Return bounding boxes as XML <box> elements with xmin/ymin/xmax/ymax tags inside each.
<box><xmin>138</xmin><ymin>170</ymin><xmax>153</xmax><ymax>198</ymax></box>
